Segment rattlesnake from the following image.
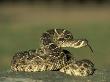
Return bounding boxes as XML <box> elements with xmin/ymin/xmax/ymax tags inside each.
<box><xmin>11</xmin><ymin>29</ymin><xmax>95</xmax><ymax>76</ymax></box>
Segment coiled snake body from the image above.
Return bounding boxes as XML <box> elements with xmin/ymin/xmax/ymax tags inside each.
<box><xmin>11</xmin><ymin>29</ymin><xmax>95</xmax><ymax>76</ymax></box>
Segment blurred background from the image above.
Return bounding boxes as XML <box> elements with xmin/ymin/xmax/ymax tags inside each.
<box><xmin>0</xmin><ymin>0</ymin><xmax>110</xmax><ymax>71</ymax></box>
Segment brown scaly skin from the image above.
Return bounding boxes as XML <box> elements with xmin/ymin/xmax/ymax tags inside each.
<box><xmin>11</xmin><ymin>29</ymin><xmax>95</xmax><ymax>76</ymax></box>
<box><xmin>60</xmin><ymin>59</ymin><xmax>95</xmax><ymax>76</ymax></box>
<box><xmin>11</xmin><ymin>49</ymin><xmax>74</xmax><ymax>72</ymax></box>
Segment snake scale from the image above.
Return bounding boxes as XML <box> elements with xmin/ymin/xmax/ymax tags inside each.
<box><xmin>11</xmin><ymin>29</ymin><xmax>95</xmax><ymax>76</ymax></box>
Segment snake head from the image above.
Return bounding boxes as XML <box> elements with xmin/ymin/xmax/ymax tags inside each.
<box><xmin>73</xmin><ymin>39</ymin><xmax>88</xmax><ymax>48</ymax></box>
<box><xmin>73</xmin><ymin>39</ymin><xmax>94</xmax><ymax>53</ymax></box>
